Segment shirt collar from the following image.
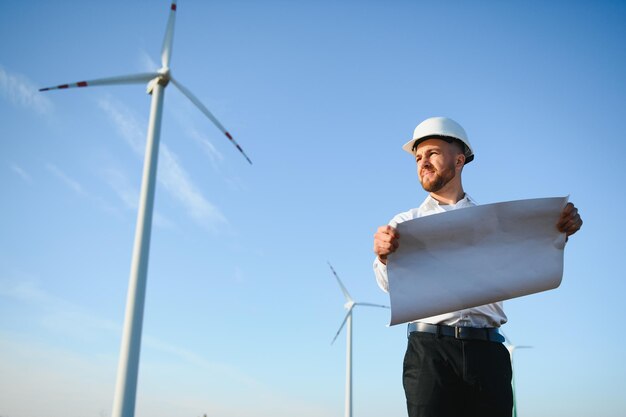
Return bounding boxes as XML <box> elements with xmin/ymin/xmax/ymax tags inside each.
<box><xmin>419</xmin><ymin>193</ymin><xmax>476</xmax><ymax>212</ymax></box>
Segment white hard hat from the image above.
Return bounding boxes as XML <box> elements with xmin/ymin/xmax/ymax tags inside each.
<box><xmin>402</xmin><ymin>116</ymin><xmax>474</xmax><ymax>164</ymax></box>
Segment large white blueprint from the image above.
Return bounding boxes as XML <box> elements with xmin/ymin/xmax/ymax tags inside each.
<box><xmin>387</xmin><ymin>197</ymin><xmax>568</xmax><ymax>325</ymax></box>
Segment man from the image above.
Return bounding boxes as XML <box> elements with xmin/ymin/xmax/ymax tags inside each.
<box><xmin>372</xmin><ymin>116</ymin><xmax>582</xmax><ymax>417</ymax></box>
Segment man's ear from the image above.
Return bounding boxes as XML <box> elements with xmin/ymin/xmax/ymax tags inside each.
<box><xmin>456</xmin><ymin>154</ymin><xmax>465</xmax><ymax>167</ymax></box>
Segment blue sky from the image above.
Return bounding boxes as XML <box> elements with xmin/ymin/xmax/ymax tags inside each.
<box><xmin>1</xmin><ymin>1</ymin><xmax>625</xmax><ymax>416</ymax></box>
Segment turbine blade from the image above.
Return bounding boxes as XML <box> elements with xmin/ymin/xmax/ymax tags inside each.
<box><xmin>356</xmin><ymin>302</ymin><xmax>390</xmax><ymax>309</ymax></box>
<box><xmin>161</xmin><ymin>1</ymin><xmax>178</xmax><ymax>68</ymax></box>
<box><xmin>171</xmin><ymin>77</ymin><xmax>252</xmax><ymax>164</ymax></box>
<box><xmin>327</xmin><ymin>262</ymin><xmax>353</xmax><ymax>303</ymax></box>
<box><xmin>331</xmin><ymin>307</ymin><xmax>353</xmax><ymax>345</ymax></box>
<box><xmin>39</xmin><ymin>72</ymin><xmax>158</xmax><ymax>92</ymax></box>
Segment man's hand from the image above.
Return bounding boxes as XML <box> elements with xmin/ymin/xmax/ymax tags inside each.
<box><xmin>557</xmin><ymin>202</ymin><xmax>583</xmax><ymax>237</ymax></box>
<box><xmin>374</xmin><ymin>225</ymin><xmax>400</xmax><ymax>265</ymax></box>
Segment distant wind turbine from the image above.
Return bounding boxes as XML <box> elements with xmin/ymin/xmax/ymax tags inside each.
<box><xmin>40</xmin><ymin>3</ymin><xmax>251</xmax><ymax>417</ymax></box>
<box><xmin>502</xmin><ymin>331</ymin><xmax>532</xmax><ymax>417</ymax></box>
<box><xmin>328</xmin><ymin>262</ymin><xmax>389</xmax><ymax>417</ymax></box>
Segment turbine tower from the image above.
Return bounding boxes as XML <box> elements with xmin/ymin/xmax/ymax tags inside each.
<box><xmin>328</xmin><ymin>262</ymin><xmax>389</xmax><ymax>417</ymax></box>
<box><xmin>40</xmin><ymin>3</ymin><xmax>251</xmax><ymax>417</ymax></box>
<box><xmin>502</xmin><ymin>332</ymin><xmax>532</xmax><ymax>417</ymax></box>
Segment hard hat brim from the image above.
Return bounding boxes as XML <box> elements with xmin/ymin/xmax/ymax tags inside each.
<box><xmin>402</xmin><ymin>135</ymin><xmax>474</xmax><ymax>165</ymax></box>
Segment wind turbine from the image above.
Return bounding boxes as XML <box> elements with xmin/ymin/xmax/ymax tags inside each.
<box><xmin>502</xmin><ymin>331</ymin><xmax>532</xmax><ymax>417</ymax></box>
<box><xmin>328</xmin><ymin>262</ymin><xmax>389</xmax><ymax>417</ymax></box>
<box><xmin>39</xmin><ymin>3</ymin><xmax>251</xmax><ymax>417</ymax></box>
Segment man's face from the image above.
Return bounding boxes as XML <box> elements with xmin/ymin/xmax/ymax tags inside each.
<box><xmin>414</xmin><ymin>139</ymin><xmax>462</xmax><ymax>192</ymax></box>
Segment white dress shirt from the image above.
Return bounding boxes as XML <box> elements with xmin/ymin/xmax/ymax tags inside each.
<box><xmin>373</xmin><ymin>194</ymin><xmax>507</xmax><ymax>328</ymax></box>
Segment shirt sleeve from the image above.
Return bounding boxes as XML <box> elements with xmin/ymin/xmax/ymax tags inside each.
<box><xmin>373</xmin><ymin>256</ymin><xmax>389</xmax><ymax>293</ymax></box>
<box><xmin>373</xmin><ymin>213</ymin><xmax>405</xmax><ymax>294</ymax></box>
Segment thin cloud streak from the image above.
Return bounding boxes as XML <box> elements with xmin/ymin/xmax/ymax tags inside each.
<box><xmin>102</xmin><ymin>167</ymin><xmax>138</xmax><ymax>210</ymax></box>
<box><xmin>101</xmin><ymin>166</ymin><xmax>175</xmax><ymax>230</ymax></box>
<box><xmin>0</xmin><ymin>278</ymin><xmax>119</xmax><ymax>342</ymax></box>
<box><xmin>10</xmin><ymin>163</ymin><xmax>33</xmax><ymax>183</ymax></box>
<box><xmin>45</xmin><ymin>162</ymin><xmax>122</xmax><ymax>216</ymax></box>
<box><xmin>159</xmin><ymin>146</ymin><xmax>227</xmax><ymax>227</ymax></box>
<box><xmin>139</xmin><ymin>51</ymin><xmax>159</xmax><ymax>73</ymax></box>
<box><xmin>45</xmin><ymin>163</ymin><xmax>87</xmax><ymax>196</ymax></box>
<box><xmin>0</xmin><ymin>65</ymin><xmax>53</xmax><ymax>115</ymax></box>
<box><xmin>186</xmin><ymin>126</ymin><xmax>224</xmax><ymax>170</ymax></box>
<box><xmin>98</xmin><ymin>97</ymin><xmax>144</xmax><ymax>155</ymax></box>
<box><xmin>0</xmin><ymin>277</ymin><xmax>258</xmax><ymax>393</ymax></box>
<box><xmin>98</xmin><ymin>96</ymin><xmax>227</xmax><ymax>231</ymax></box>
<box><xmin>142</xmin><ymin>335</ymin><xmax>263</xmax><ymax>389</ymax></box>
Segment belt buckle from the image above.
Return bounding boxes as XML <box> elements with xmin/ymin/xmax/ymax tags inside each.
<box><xmin>454</xmin><ymin>326</ymin><xmax>463</xmax><ymax>339</ymax></box>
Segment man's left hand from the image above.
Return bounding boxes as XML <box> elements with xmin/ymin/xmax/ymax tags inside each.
<box><xmin>557</xmin><ymin>202</ymin><xmax>583</xmax><ymax>237</ymax></box>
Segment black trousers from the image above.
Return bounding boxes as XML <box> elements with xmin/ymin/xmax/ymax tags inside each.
<box><xmin>403</xmin><ymin>332</ymin><xmax>513</xmax><ymax>417</ymax></box>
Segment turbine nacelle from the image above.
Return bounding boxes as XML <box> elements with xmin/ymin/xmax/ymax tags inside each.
<box><xmin>147</xmin><ymin>68</ymin><xmax>171</xmax><ymax>94</ymax></box>
<box><xmin>158</xmin><ymin>67</ymin><xmax>171</xmax><ymax>82</ymax></box>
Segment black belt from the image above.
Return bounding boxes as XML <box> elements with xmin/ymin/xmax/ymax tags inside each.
<box><xmin>408</xmin><ymin>322</ymin><xmax>505</xmax><ymax>343</ymax></box>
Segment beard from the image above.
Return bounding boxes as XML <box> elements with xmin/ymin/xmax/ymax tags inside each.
<box><xmin>419</xmin><ymin>161</ymin><xmax>456</xmax><ymax>192</ymax></box>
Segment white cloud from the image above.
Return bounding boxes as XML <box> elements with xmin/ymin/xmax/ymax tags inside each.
<box><xmin>186</xmin><ymin>126</ymin><xmax>225</xmax><ymax>169</ymax></box>
<box><xmin>0</xmin><ymin>277</ymin><xmax>269</xmax><ymax>415</ymax></box>
<box><xmin>98</xmin><ymin>97</ymin><xmax>145</xmax><ymax>155</ymax></box>
<box><xmin>101</xmin><ymin>166</ymin><xmax>175</xmax><ymax>229</ymax></box>
<box><xmin>0</xmin><ymin>277</ymin><xmax>330</xmax><ymax>417</ymax></box>
<box><xmin>97</xmin><ymin>96</ymin><xmax>228</xmax><ymax>231</ymax></box>
<box><xmin>10</xmin><ymin>162</ymin><xmax>33</xmax><ymax>183</ymax></box>
<box><xmin>44</xmin><ymin>161</ymin><xmax>125</xmax><ymax>217</ymax></box>
<box><xmin>158</xmin><ymin>145</ymin><xmax>227</xmax><ymax>227</ymax></box>
<box><xmin>0</xmin><ymin>278</ymin><xmax>59</xmax><ymax>306</ymax></box>
<box><xmin>102</xmin><ymin>167</ymin><xmax>139</xmax><ymax>209</ymax></box>
<box><xmin>139</xmin><ymin>50</ymin><xmax>159</xmax><ymax>73</ymax></box>
<box><xmin>45</xmin><ymin>163</ymin><xmax>88</xmax><ymax>196</ymax></box>
<box><xmin>142</xmin><ymin>335</ymin><xmax>261</xmax><ymax>388</ymax></box>
<box><xmin>0</xmin><ymin>64</ymin><xmax>53</xmax><ymax>115</ymax></box>
<box><xmin>0</xmin><ymin>277</ymin><xmax>119</xmax><ymax>343</ymax></box>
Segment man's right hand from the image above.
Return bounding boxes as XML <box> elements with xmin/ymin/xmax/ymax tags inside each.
<box><xmin>373</xmin><ymin>225</ymin><xmax>399</xmax><ymax>265</ymax></box>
